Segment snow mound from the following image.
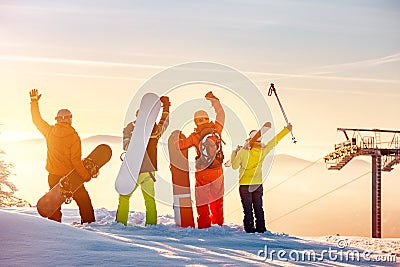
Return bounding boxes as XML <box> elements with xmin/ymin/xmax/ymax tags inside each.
<box><xmin>1</xmin><ymin>208</ymin><xmax>398</xmax><ymax>266</ymax></box>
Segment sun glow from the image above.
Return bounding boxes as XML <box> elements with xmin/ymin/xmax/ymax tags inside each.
<box><xmin>0</xmin><ymin>131</ymin><xmax>42</xmax><ymax>143</ymax></box>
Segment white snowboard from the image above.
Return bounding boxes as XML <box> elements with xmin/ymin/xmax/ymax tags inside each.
<box><xmin>115</xmin><ymin>93</ymin><xmax>161</xmax><ymax>195</ymax></box>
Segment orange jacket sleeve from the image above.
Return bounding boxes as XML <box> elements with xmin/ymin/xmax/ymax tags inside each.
<box><xmin>30</xmin><ymin>101</ymin><xmax>52</xmax><ymax>137</ymax></box>
<box><xmin>70</xmin><ymin>134</ymin><xmax>89</xmax><ymax>180</ymax></box>
<box><xmin>177</xmin><ymin>132</ymin><xmax>197</xmax><ymax>150</ymax></box>
<box><xmin>211</xmin><ymin>99</ymin><xmax>225</xmax><ymax>134</ymax></box>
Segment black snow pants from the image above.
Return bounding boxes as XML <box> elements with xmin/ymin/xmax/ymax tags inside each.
<box><xmin>239</xmin><ymin>184</ymin><xmax>266</xmax><ymax>233</ymax></box>
<box><xmin>48</xmin><ymin>173</ymin><xmax>95</xmax><ymax>223</ymax></box>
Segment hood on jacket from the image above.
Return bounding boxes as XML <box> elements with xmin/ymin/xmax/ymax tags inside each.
<box><xmin>51</xmin><ymin>122</ymin><xmax>77</xmax><ymax>138</ymax></box>
<box><xmin>250</xmin><ymin>141</ymin><xmax>264</xmax><ymax>149</ymax></box>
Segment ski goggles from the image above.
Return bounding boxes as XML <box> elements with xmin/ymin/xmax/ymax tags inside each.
<box><xmin>194</xmin><ymin>117</ymin><xmax>209</xmax><ymax>125</ymax></box>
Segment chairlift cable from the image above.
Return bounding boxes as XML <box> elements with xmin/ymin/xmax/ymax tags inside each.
<box><xmin>268</xmin><ymin>171</ymin><xmax>370</xmax><ymax>224</ymax></box>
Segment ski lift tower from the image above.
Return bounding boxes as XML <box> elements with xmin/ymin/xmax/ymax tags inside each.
<box><xmin>324</xmin><ymin>128</ymin><xmax>400</xmax><ymax>238</ymax></box>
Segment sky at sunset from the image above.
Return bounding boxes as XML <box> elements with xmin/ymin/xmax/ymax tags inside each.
<box><xmin>0</xmin><ymin>1</ymin><xmax>399</xmax><ymax>236</ymax></box>
<box><xmin>1</xmin><ymin>0</ymin><xmax>399</xmax><ymax>145</ymax></box>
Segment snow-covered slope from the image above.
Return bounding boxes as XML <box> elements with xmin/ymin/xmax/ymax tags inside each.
<box><xmin>1</xmin><ymin>208</ymin><xmax>398</xmax><ymax>266</ymax></box>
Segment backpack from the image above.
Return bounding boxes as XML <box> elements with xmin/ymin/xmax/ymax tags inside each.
<box><xmin>195</xmin><ymin>123</ymin><xmax>225</xmax><ymax>170</ymax></box>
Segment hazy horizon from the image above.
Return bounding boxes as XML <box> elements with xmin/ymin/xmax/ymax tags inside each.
<box><xmin>2</xmin><ymin>135</ymin><xmax>399</xmax><ymax>238</ymax></box>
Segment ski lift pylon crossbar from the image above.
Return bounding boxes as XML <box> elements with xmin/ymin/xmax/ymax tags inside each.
<box><xmin>338</xmin><ymin>128</ymin><xmax>400</xmax><ymax>133</ymax></box>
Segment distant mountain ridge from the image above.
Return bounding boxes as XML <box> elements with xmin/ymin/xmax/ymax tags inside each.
<box><xmin>3</xmin><ymin>134</ymin><xmax>122</xmax><ymax>145</ymax></box>
<box><xmin>5</xmin><ymin>135</ymin><xmax>380</xmax><ymax>171</ymax></box>
<box><xmin>82</xmin><ymin>135</ymin><xmax>121</xmax><ymax>143</ymax></box>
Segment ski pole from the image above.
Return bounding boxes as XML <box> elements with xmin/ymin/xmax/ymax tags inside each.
<box><xmin>268</xmin><ymin>83</ymin><xmax>297</xmax><ymax>144</ymax></box>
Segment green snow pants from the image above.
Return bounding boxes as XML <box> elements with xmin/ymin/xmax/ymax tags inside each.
<box><xmin>116</xmin><ymin>172</ymin><xmax>157</xmax><ymax>226</ymax></box>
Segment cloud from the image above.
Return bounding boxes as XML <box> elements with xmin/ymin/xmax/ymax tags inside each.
<box><xmin>277</xmin><ymin>86</ymin><xmax>400</xmax><ymax>98</ymax></box>
<box><xmin>0</xmin><ymin>70</ymin><xmax>145</xmax><ymax>81</ymax></box>
<box><xmin>1</xmin><ymin>55</ymin><xmax>399</xmax><ymax>85</ymax></box>
<box><xmin>312</xmin><ymin>52</ymin><xmax>400</xmax><ymax>72</ymax></box>
<box><xmin>0</xmin><ymin>55</ymin><xmax>166</xmax><ymax>70</ymax></box>
<box><xmin>246</xmin><ymin>70</ymin><xmax>400</xmax><ymax>85</ymax></box>
<box><xmin>370</xmin><ymin>53</ymin><xmax>400</xmax><ymax>66</ymax></box>
<box><xmin>245</xmin><ymin>52</ymin><xmax>400</xmax><ymax>85</ymax></box>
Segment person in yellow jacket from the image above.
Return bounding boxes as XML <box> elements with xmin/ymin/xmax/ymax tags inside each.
<box><xmin>230</xmin><ymin>123</ymin><xmax>292</xmax><ymax>233</ymax></box>
<box><xmin>29</xmin><ymin>89</ymin><xmax>94</xmax><ymax>223</ymax></box>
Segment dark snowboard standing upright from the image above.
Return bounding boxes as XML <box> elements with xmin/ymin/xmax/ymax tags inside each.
<box><xmin>36</xmin><ymin>144</ymin><xmax>112</xmax><ymax>219</ymax></box>
<box><xmin>168</xmin><ymin>130</ymin><xmax>195</xmax><ymax>228</ymax></box>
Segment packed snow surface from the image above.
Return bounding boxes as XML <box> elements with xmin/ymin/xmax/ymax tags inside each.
<box><xmin>1</xmin><ymin>208</ymin><xmax>398</xmax><ymax>266</ymax></box>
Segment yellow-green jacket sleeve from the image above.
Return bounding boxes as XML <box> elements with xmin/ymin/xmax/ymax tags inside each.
<box><xmin>262</xmin><ymin>127</ymin><xmax>290</xmax><ymax>157</ymax></box>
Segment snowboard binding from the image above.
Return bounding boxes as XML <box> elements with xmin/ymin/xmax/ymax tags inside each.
<box><xmin>59</xmin><ymin>176</ymin><xmax>73</xmax><ymax>204</ymax></box>
<box><xmin>58</xmin><ymin>158</ymin><xmax>100</xmax><ymax>204</ymax></box>
<box><xmin>84</xmin><ymin>157</ymin><xmax>100</xmax><ymax>179</ymax></box>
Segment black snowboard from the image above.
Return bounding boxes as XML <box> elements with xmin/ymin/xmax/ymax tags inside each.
<box><xmin>36</xmin><ymin>144</ymin><xmax>112</xmax><ymax>218</ymax></box>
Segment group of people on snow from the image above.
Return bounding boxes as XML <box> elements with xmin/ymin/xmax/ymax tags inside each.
<box><xmin>29</xmin><ymin>89</ymin><xmax>292</xmax><ymax>233</ymax></box>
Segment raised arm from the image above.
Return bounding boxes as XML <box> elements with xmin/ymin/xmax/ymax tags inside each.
<box><xmin>205</xmin><ymin>91</ymin><xmax>225</xmax><ymax>133</ymax></box>
<box><xmin>29</xmin><ymin>89</ymin><xmax>52</xmax><ymax>137</ymax></box>
<box><xmin>70</xmin><ymin>134</ymin><xmax>90</xmax><ymax>181</ymax></box>
<box><xmin>152</xmin><ymin>96</ymin><xmax>170</xmax><ymax>138</ymax></box>
<box><xmin>262</xmin><ymin>124</ymin><xmax>292</xmax><ymax>157</ymax></box>
<box><xmin>122</xmin><ymin>122</ymin><xmax>134</xmax><ymax>151</ymax></box>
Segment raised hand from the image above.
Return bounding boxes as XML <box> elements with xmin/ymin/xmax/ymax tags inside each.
<box><xmin>205</xmin><ymin>91</ymin><xmax>219</xmax><ymax>101</ymax></box>
<box><xmin>29</xmin><ymin>89</ymin><xmax>42</xmax><ymax>102</ymax></box>
<box><xmin>263</xmin><ymin>122</ymin><xmax>272</xmax><ymax>128</ymax></box>
<box><xmin>160</xmin><ymin>96</ymin><xmax>171</xmax><ymax>107</ymax></box>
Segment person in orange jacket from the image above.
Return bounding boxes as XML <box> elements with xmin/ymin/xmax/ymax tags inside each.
<box><xmin>29</xmin><ymin>89</ymin><xmax>94</xmax><ymax>223</ymax></box>
<box><xmin>176</xmin><ymin>91</ymin><xmax>225</xmax><ymax>228</ymax></box>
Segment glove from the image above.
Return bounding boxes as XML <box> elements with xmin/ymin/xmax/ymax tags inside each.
<box><xmin>29</xmin><ymin>89</ymin><xmax>42</xmax><ymax>102</ymax></box>
<box><xmin>263</xmin><ymin>122</ymin><xmax>272</xmax><ymax>128</ymax></box>
<box><xmin>205</xmin><ymin>91</ymin><xmax>219</xmax><ymax>101</ymax></box>
<box><xmin>83</xmin><ymin>171</ymin><xmax>91</xmax><ymax>182</ymax></box>
<box><xmin>234</xmin><ymin>145</ymin><xmax>243</xmax><ymax>153</ymax></box>
<box><xmin>160</xmin><ymin>96</ymin><xmax>171</xmax><ymax>107</ymax></box>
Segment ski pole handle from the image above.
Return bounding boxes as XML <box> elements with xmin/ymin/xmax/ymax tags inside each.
<box><xmin>268</xmin><ymin>83</ymin><xmax>275</xmax><ymax>97</ymax></box>
<box><xmin>267</xmin><ymin>83</ymin><xmax>297</xmax><ymax>143</ymax></box>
